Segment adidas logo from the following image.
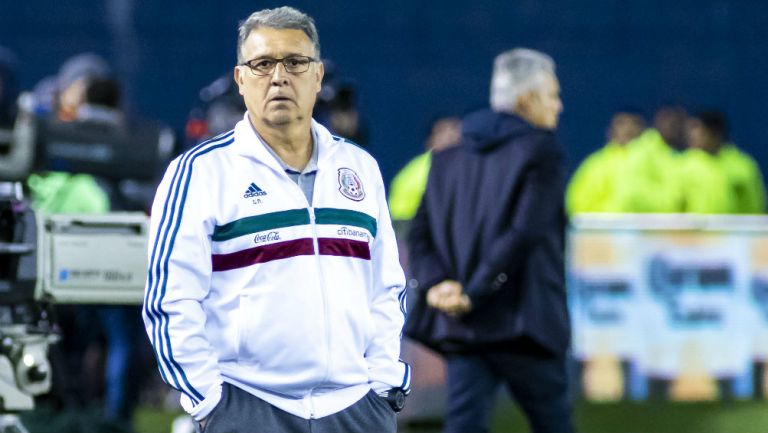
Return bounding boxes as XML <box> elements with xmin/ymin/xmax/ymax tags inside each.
<box><xmin>244</xmin><ymin>182</ymin><xmax>267</xmax><ymax>198</ymax></box>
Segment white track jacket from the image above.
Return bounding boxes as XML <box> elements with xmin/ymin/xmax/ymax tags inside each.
<box><xmin>143</xmin><ymin>114</ymin><xmax>410</xmax><ymax>421</ymax></box>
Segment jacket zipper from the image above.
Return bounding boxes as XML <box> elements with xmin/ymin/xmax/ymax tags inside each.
<box><xmin>308</xmin><ymin>207</ymin><xmax>331</xmax><ymax>418</ymax></box>
<box><xmin>260</xmin><ymin>131</ymin><xmax>330</xmax><ymax>418</ymax></box>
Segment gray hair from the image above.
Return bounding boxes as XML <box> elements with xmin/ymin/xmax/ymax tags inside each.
<box><xmin>237</xmin><ymin>6</ymin><xmax>321</xmax><ymax>64</ymax></box>
<box><xmin>490</xmin><ymin>48</ymin><xmax>555</xmax><ymax>112</ymax></box>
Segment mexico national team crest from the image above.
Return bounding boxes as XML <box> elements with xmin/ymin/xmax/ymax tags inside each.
<box><xmin>338</xmin><ymin>168</ymin><xmax>365</xmax><ymax>201</ymax></box>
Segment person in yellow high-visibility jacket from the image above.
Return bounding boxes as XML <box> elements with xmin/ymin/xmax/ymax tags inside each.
<box><xmin>720</xmin><ymin>144</ymin><xmax>766</xmax><ymax>213</ymax></box>
<box><xmin>388</xmin><ymin>117</ymin><xmax>461</xmax><ymax>221</ymax></box>
<box><xmin>678</xmin><ymin>147</ymin><xmax>735</xmax><ymax>214</ymax></box>
<box><xmin>566</xmin><ymin>110</ymin><xmax>646</xmax><ymax>214</ymax></box>
<box><xmin>388</xmin><ymin>151</ymin><xmax>432</xmax><ymax>222</ymax></box>
<box><xmin>682</xmin><ymin>111</ymin><xmax>766</xmax><ymax>214</ymax></box>
<box><xmin>568</xmin><ymin>107</ymin><xmax>689</xmax><ymax>214</ymax></box>
<box><xmin>566</xmin><ymin>142</ymin><xmax>629</xmax><ymax>214</ymax></box>
<box><xmin>615</xmin><ymin>124</ymin><xmax>686</xmax><ymax>213</ymax></box>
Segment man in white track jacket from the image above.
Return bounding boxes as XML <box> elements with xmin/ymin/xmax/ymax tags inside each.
<box><xmin>142</xmin><ymin>6</ymin><xmax>409</xmax><ymax>433</ymax></box>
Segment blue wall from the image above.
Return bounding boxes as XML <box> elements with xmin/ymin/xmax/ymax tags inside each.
<box><xmin>2</xmin><ymin>0</ymin><xmax>767</xmax><ymax>182</ymax></box>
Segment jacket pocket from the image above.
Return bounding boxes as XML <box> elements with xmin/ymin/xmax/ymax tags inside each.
<box><xmin>200</xmin><ymin>383</ymin><xmax>228</xmax><ymax>433</ymax></box>
<box><xmin>236</xmin><ymin>293</ymin><xmax>264</xmax><ymax>365</ymax></box>
<box><xmin>235</xmin><ymin>288</ymin><xmax>325</xmax><ymax>371</ymax></box>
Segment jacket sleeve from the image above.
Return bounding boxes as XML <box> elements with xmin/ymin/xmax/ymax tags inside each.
<box><xmin>406</xmin><ymin>158</ymin><xmax>451</xmax><ymax>293</ymax></box>
<box><xmin>142</xmin><ymin>156</ymin><xmax>223</xmax><ymax>421</ymax></box>
<box><xmin>464</xmin><ymin>138</ymin><xmax>565</xmax><ymax>307</ymax></box>
<box><xmin>366</xmin><ymin>164</ymin><xmax>411</xmax><ymax>394</ymax></box>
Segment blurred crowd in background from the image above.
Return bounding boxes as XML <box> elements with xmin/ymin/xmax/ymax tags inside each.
<box><xmin>566</xmin><ymin>107</ymin><xmax>765</xmax><ymax>216</ymax></box>
<box><xmin>0</xmin><ymin>26</ymin><xmax>766</xmax><ymax>431</ymax></box>
<box><xmin>388</xmin><ymin>106</ymin><xmax>765</xmax><ymax>227</ymax></box>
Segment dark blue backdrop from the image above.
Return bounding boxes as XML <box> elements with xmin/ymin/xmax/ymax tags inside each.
<box><xmin>2</xmin><ymin>0</ymin><xmax>766</xmax><ymax>182</ymax></box>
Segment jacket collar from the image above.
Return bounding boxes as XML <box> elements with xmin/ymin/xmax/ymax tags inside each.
<box><xmin>232</xmin><ymin>112</ymin><xmax>339</xmax><ymax>173</ymax></box>
<box><xmin>463</xmin><ymin>109</ymin><xmax>548</xmax><ymax>152</ymax></box>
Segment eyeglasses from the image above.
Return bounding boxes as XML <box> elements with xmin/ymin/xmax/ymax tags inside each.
<box><xmin>240</xmin><ymin>56</ymin><xmax>318</xmax><ymax>76</ymax></box>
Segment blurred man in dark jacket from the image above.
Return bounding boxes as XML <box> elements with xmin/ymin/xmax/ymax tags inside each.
<box><xmin>405</xmin><ymin>48</ymin><xmax>573</xmax><ymax>433</ymax></box>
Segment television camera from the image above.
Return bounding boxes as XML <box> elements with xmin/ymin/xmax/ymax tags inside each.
<box><xmin>0</xmin><ymin>96</ymin><xmax>172</xmax><ymax>432</ymax></box>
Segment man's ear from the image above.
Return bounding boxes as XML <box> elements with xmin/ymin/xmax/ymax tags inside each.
<box><xmin>315</xmin><ymin>61</ymin><xmax>325</xmax><ymax>93</ymax></box>
<box><xmin>514</xmin><ymin>89</ymin><xmax>541</xmax><ymax>126</ymax></box>
<box><xmin>233</xmin><ymin>66</ymin><xmax>245</xmax><ymax>95</ymax></box>
<box><xmin>514</xmin><ymin>90</ymin><xmax>533</xmax><ymax>114</ymax></box>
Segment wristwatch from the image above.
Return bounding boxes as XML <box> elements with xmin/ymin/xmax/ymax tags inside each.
<box><xmin>383</xmin><ymin>387</ymin><xmax>407</xmax><ymax>412</ymax></box>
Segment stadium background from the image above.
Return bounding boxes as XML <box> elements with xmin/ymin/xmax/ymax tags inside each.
<box><xmin>1</xmin><ymin>0</ymin><xmax>766</xmax><ymax>182</ymax></box>
<box><xmin>3</xmin><ymin>2</ymin><xmax>768</xmax><ymax>432</ymax></box>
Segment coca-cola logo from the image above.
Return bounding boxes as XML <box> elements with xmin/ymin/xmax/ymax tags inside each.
<box><xmin>253</xmin><ymin>231</ymin><xmax>281</xmax><ymax>244</ymax></box>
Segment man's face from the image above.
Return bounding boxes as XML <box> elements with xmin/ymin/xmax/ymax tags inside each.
<box><xmin>686</xmin><ymin>118</ymin><xmax>719</xmax><ymax>153</ymax></box>
<box><xmin>517</xmin><ymin>73</ymin><xmax>562</xmax><ymax>129</ymax></box>
<box><xmin>57</xmin><ymin>78</ymin><xmax>88</xmax><ymax>119</ymax></box>
<box><xmin>234</xmin><ymin>27</ymin><xmax>323</xmax><ymax>128</ymax></box>
<box><xmin>426</xmin><ymin>118</ymin><xmax>461</xmax><ymax>151</ymax></box>
<box><xmin>654</xmin><ymin>107</ymin><xmax>687</xmax><ymax>150</ymax></box>
<box><xmin>608</xmin><ymin>113</ymin><xmax>645</xmax><ymax>145</ymax></box>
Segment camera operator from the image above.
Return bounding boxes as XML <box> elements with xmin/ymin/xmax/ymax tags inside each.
<box><xmin>26</xmin><ymin>53</ymin><xmax>115</xmax><ymax>213</ymax></box>
<box><xmin>25</xmin><ymin>53</ymin><xmax>146</xmax><ymax>433</ymax></box>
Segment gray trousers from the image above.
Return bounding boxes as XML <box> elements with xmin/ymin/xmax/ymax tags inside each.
<box><xmin>200</xmin><ymin>383</ymin><xmax>397</xmax><ymax>433</ymax></box>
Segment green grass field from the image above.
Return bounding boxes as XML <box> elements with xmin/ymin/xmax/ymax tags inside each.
<box><xmin>130</xmin><ymin>400</ymin><xmax>768</xmax><ymax>433</ymax></box>
<box><xmin>491</xmin><ymin>400</ymin><xmax>768</xmax><ymax>433</ymax></box>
